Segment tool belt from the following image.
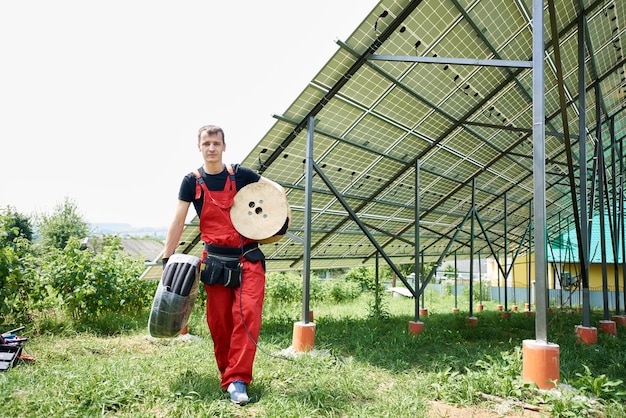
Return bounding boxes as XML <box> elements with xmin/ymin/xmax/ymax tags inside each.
<box><xmin>200</xmin><ymin>242</ymin><xmax>265</xmax><ymax>288</ymax></box>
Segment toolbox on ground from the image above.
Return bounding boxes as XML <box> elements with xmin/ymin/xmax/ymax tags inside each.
<box><xmin>0</xmin><ymin>344</ymin><xmax>23</xmax><ymax>371</ymax></box>
<box><xmin>0</xmin><ymin>326</ymin><xmax>28</xmax><ymax>371</ymax></box>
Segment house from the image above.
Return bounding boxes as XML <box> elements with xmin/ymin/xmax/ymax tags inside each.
<box><xmin>80</xmin><ymin>236</ymin><xmax>163</xmax><ymax>263</ymax></box>
<box><xmin>487</xmin><ymin>213</ymin><xmax>625</xmax><ymax>308</ymax></box>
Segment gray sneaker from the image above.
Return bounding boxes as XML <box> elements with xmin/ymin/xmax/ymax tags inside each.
<box><xmin>227</xmin><ymin>380</ymin><xmax>249</xmax><ymax>405</ymax></box>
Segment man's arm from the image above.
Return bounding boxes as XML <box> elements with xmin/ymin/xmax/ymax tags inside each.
<box><xmin>163</xmin><ymin>199</ymin><xmax>192</xmax><ymax>260</ymax></box>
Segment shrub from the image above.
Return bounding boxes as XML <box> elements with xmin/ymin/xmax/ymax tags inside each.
<box><xmin>461</xmin><ymin>281</ymin><xmax>492</xmax><ymax>302</ymax></box>
<box><xmin>0</xmin><ymin>237</ymin><xmax>33</xmax><ymax>325</ymax></box>
<box><xmin>327</xmin><ymin>280</ymin><xmax>362</xmax><ymax>303</ymax></box>
<box><xmin>265</xmin><ymin>272</ymin><xmax>362</xmax><ymax>305</ymax></box>
<box><xmin>38</xmin><ymin>236</ymin><xmax>153</xmax><ymax>321</ymax></box>
<box><xmin>266</xmin><ymin>272</ymin><xmax>302</xmax><ymax>305</ymax></box>
<box><xmin>344</xmin><ymin>266</ymin><xmax>377</xmax><ymax>291</ymax></box>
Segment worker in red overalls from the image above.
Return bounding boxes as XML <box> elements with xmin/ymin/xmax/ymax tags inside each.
<box><xmin>163</xmin><ymin>124</ymin><xmax>285</xmax><ymax>405</ymax></box>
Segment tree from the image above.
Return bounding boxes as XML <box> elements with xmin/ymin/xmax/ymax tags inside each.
<box><xmin>0</xmin><ymin>208</ymin><xmax>34</xmax><ymax>324</ymax></box>
<box><xmin>0</xmin><ymin>206</ymin><xmax>33</xmax><ymax>243</ymax></box>
<box><xmin>38</xmin><ymin>197</ymin><xmax>91</xmax><ymax>249</ymax></box>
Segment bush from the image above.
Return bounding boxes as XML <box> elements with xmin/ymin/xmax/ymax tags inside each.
<box><xmin>265</xmin><ymin>272</ymin><xmax>302</xmax><ymax>305</ymax></box>
<box><xmin>327</xmin><ymin>280</ymin><xmax>362</xmax><ymax>303</ymax></box>
<box><xmin>38</xmin><ymin>236</ymin><xmax>153</xmax><ymax>322</ymax></box>
<box><xmin>0</xmin><ymin>237</ymin><xmax>33</xmax><ymax>325</ymax></box>
<box><xmin>265</xmin><ymin>272</ymin><xmax>363</xmax><ymax>305</ymax></box>
<box><xmin>461</xmin><ymin>281</ymin><xmax>492</xmax><ymax>302</ymax></box>
<box><xmin>0</xmin><ymin>201</ymin><xmax>158</xmax><ymax>334</ymax></box>
<box><xmin>344</xmin><ymin>266</ymin><xmax>377</xmax><ymax>291</ymax></box>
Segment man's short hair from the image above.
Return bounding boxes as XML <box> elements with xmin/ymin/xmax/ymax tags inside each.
<box><xmin>197</xmin><ymin>125</ymin><xmax>225</xmax><ymax>144</ymax></box>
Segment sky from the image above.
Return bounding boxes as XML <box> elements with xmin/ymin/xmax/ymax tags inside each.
<box><xmin>1</xmin><ymin>0</ymin><xmax>379</xmax><ymax>228</ymax></box>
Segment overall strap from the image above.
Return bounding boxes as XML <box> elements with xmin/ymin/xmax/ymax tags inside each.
<box><xmin>226</xmin><ymin>164</ymin><xmax>236</xmax><ymax>191</ymax></box>
<box><xmin>193</xmin><ymin>169</ymin><xmax>207</xmax><ymax>200</ymax></box>
<box><xmin>193</xmin><ymin>165</ymin><xmax>237</xmax><ymax>199</ymax></box>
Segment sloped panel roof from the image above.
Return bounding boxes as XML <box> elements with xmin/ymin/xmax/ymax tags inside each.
<box><xmin>142</xmin><ymin>0</ymin><xmax>626</xmax><ymax>280</ymax></box>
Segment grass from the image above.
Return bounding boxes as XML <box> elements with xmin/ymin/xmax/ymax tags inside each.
<box><xmin>2</xmin><ymin>292</ymin><xmax>626</xmax><ymax>417</ymax></box>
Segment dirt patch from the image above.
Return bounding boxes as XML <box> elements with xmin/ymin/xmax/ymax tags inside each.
<box><xmin>428</xmin><ymin>400</ymin><xmax>545</xmax><ymax>418</ymax></box>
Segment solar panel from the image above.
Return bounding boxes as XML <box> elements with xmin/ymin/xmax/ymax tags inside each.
<box><xmin>143</xmin><ymin>0</ymin><xmax>626</xmax><ymax>281</ymax></box>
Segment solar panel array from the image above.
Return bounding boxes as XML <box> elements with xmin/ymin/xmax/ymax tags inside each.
<box><xmin>142</xmin><ymin>0</ymin><xmax>626</xmax><ymax>280</ymax></box>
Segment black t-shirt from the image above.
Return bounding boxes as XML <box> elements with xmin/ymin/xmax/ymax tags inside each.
<box><xmin>178</xmin><ymin>164</ymin><xmax>261</xmax><ymax>218</ymax></box>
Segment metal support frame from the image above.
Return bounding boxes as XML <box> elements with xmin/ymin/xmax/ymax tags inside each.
<box><xmin>301</xmin><ymin>116</ymin><xmax>314</xmax><ymax>324</ymax></box>
<box><xmin>532</xmin><ymin>0</ymin><xmax>549</xmax><ymax>342</ymax></box>
<box><xmin>454</xmin><ymin>251</ymin><xmax>458</xmax><ymax>309</ymax></box>
<box><xmin>415</xmin><ymin>160</ymin><xmax>421</xmax><ymax>321</ymax></box>
<box><xmin>504</xmin><ymin>192</ymin><xmax>509</xmax><ymax>311</ymax></box>
<box><xmin>478</xmin><ymin>250</ymin><xmax>483</xmax><ymax>305</ymax></box>
<box><xmin>469</xmin><ymin>178</ymin><xmax>476</xmax><ymax>317</ymax></box>
<box><xmin>312</xmin><ymin>161</ymin><xmax>415</xmax><ymax>293</ymax></box>
<box><xmin>621</xmin><ymin>134</ymin><xmax>626</xmax><ymax>314</ymax></box>
<box><xmin>527</xmin><ymin>201</ymin><xmax>532</xmax><ymax>308</ymax></box>
<box><xmin>290</xmin><ymin>0</ymin><xmax>608</xmax><ymax>348</ymax></box>
<box><xmin>610</xmin><ymin>117</ymin><xmax>621</xmax><ymax>315</ymax></box>
<box><xmin>597</xmin><ymin>105</ymin><xmax>610</xmax><ymax>321</ymax></box>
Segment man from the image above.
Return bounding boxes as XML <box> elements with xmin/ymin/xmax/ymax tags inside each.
<box><xmin>163</xmin><ymin>124</ymin><xmax>285</xmax><ymax>405</ymax></box>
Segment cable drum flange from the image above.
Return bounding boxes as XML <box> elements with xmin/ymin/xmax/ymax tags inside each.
<box><xmin>230</xmin><ymin>182</ymin><xmax>291</xmax><ymax>244</ymax></box>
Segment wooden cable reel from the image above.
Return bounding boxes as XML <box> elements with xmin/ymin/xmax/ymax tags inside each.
<box><xmin>230</xmin><ymin>182</ymin><xmax>290</xmax><ymax>244</ymax></box>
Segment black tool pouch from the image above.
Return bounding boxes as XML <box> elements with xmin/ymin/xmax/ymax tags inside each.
<box><xmin>200</xmin><ymin>255</ymin><xmax>242</xmax><ymax>288</ymax></box>
<box><xmin>243</xmin><ymin>246</ymin><xmax>266</xmax><ymax>272</ymax></box>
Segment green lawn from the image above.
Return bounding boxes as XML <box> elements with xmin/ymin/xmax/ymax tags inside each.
<box><xmin>2</xmin><ymin>293</ymin><xmax>625</xmax><ymax>417</ymax></box>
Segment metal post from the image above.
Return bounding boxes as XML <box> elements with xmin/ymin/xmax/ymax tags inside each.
<box><xmin>478</xmin><ymin>250</ymin><xmax>483</xmax><ymax>304</ymax></box>
<box><xmin>532</xmin><ymin>0</ymin><xmax>548</xmax><ymax>342</ymax></box>
<box><xmin>421</xmin><ymin>253</ymin><xmax>425</xmax><ymax>309</ymax></box>
<box><xmin>415</xmin><ymin>160</ymin><xmax>421</xmax><ymax>320</ymax></box>
<box><xmin>375</xmin><ymin>252</ymin><xmax>380</xmax><ymax>314</ymax></box>
<box><xmin>597</xmin><ymin>109</ymin><xmax>609</xmax><ymax>320</ymax></box>
<box><xmin>621</xmin><ymin>134</ymin><xmax>626</xmax><ymax>314</ymax></box>
<box><xmin>528</xmin><ymin>201</ymin><xmax>532</xmax><ymax>308</ymax></box>
<box><xmin>301</xmin><ymin>116</ymin><xmax>315</xmax><ymax>324</ymax></box>
<box><xmin>504</xmin><ymin>191</ymin><xmax>509</xmax><ymax>311</ymax></box>
<box><xmin>469</xmin><ymin>178</ymin><xmax>475</xmax><ymax>317</ymax></box>
<box><xmin>610</xmin><ymin>117</ymin><xmax>620</xmax><ymax>314</ymax></box>
<box><xmin>497</xmin><ymin>250</ymin><xmax>501</xmax><ymax>304</ymax></box>
<box><xmin>578</xmin><ymin>15</ymin><xmax>591</xmax><ymax>327</ymax></box>
<box><xmin>454</xmin><ymin>251</ymin><xmax>458</xmax><ymax>309</ymax></box>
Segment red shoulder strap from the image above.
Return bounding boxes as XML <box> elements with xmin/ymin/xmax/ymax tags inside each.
<box><xmin>226</xmin><ymin>164</ymin><xmax>236</xmax><ymax>190</ymax></box>
<box><xmin>193</xmin><ymin>165</ymin><xmax>236</xmax><ymax>198</ymax></box>
<box><xmin>193</xmin><ymin>169</ymin><xmax>205</xmax><ymax>200</ymax></box>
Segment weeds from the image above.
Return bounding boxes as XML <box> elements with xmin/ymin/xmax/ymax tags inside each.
<box><xmin>1</xmin><ymin>293</ymin><xmax>625</xmax><ymax>417</ymax></box>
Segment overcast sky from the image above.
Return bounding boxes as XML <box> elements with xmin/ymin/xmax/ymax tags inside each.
<box><xmin>1</xmin><ymin>0</ymin><xmax>379</xmax><ymax>228</ymax></box>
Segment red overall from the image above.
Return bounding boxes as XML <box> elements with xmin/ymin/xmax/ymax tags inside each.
<box><xmin>195</xmin><ymin>166</ymin><xmax>266</xmax><ymax>390</ymax></box>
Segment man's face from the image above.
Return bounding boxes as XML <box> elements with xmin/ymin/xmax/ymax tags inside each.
<box><xmin>198</xmin><ymin>131</ymin><xmax>226</xmax><ymax>163</ymax></box>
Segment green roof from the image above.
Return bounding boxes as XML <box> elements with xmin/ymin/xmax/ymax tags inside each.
<box><xmin>549</xmin><ymin>214</ymin><xmax>625</xmax><ymax>264</ymax></box>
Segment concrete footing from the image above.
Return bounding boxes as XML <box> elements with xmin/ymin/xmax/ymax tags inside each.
<box><xmin>408</xmin><ymin>321</ymin><xmax>425</xmax><ymax>335</ymax></box>
<box><xmin>612</xmin><ymin>315</ymin><xmax>626</xmax><ymax>327</ymax></box>
<box><xmin>522</xmin><ymin>340</ymin><xmax>560</xmax><ymax>389</ymax></box>
<box><xmin>575</xmin><ymin>325</ymin><xmax>597</xmax><ymax>345</ymax></box>
<box><xmin>599</xmin><ymin>320</ymin><xmax>617</xmax><ymax>336</ymax></box>
<box><xmin>292</xmin><ymin>321</ymin><xmax>316</xmax><ymax>352</ymax></box>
